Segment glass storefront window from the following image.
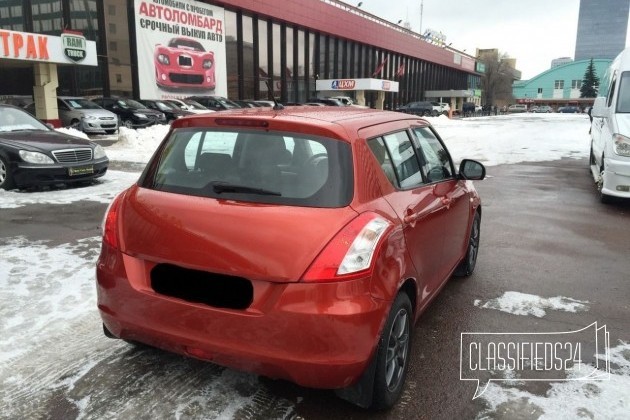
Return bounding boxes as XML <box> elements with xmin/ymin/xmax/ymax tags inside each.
<box><xmin>31</xmin><ymin>0</ymin><xmax>62</xmax><ymax>34</ymax></box>
<box><xmin>258</xmin><ymin>18</ymin><xmax>268</xmax><ymax>99</ymax></box>
<box><xmin>225</xmin><ymin>10</ymin><xmax>238</xmax><ymax>99</ymax></box>
<box><xmin>297</xmin><ymin>29</ymin><xmax>305</xmax><ymax>102</ymax></box>
<box><xmin>272</xmin><ymin>23</ymin><xmax>281</xmax><ymax>99</ymax></box>
<box><xmin>285</xmin><ymin>26</ymin><xmax>294</xmax><ymax>102</ymax></box>
<box><xmin>242</xmin><ymin>15</ymin><xmax>255</xmax><ymax>99</ymax></box>
<box><xmin>0</xmin><ymin>0</ymin><xmax>25</xmax><ymax>31</ymax></box>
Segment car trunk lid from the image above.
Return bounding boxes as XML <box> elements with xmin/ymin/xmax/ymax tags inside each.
<box><xmin>119</xmin><ymin>185</ymin><xmax>359</xmax><ymax>283</ymax></box>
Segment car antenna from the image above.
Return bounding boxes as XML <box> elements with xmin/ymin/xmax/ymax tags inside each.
<box><xmin>264</xmin><ymin>80</ymin><xmax>284</xmax><ymax>111</ymax></box>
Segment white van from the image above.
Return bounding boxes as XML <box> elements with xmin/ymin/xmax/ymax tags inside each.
<box><xmin>590</xmin><ymin>48</ymin><xmax>630</xmax><ymax>203</ymax></box>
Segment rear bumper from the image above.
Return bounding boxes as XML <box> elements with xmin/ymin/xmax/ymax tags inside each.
<box><xmin>602</xmin><ymin>157</ymin><xmax>630</xmax><ymax>198</ymax></box>
<box><xmin>96</xmin><ymin>244</ymin><xmax>390</xmax><ymax>389</ymax></box>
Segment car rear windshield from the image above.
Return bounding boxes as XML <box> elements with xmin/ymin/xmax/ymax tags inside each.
<box><xmin>140</xmin><ymin>128</ymin><xmax>354</xmax><ymax>207</ymax></box>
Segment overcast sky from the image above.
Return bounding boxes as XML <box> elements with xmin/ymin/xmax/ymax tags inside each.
<box><xmin>358</xmin><ymin>0</ymin><xmax>630</xmax><ymax>80</ymax></box>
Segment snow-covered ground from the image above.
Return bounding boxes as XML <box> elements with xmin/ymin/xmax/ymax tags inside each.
<box><xmin>3</xmin><ymin>113</ymin><xmax>627</xmax><ymax>419</ymax></box>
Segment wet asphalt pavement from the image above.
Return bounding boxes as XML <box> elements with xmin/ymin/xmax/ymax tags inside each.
<box><xmin>1</xmin><ymin>157</ymin><xmax>629</xmax><ymax>419</ymax></box>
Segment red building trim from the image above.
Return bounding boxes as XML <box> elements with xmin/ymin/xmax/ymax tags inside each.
<box><xmin>209</xmin><ymin>0</ymin><xmax>477</xmax><ymax>74</ymax></box>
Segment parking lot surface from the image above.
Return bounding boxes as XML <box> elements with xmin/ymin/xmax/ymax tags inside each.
<box><xmin>1</xmin><ymin>157</ymin><xmax>629</xmax><ymax>419</ymax></box>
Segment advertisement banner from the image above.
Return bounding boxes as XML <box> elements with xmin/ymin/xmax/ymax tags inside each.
<box><xmin>134</xmin><ymin>0</ymin><xmax>227</xmax><ymax>99</ymax></box>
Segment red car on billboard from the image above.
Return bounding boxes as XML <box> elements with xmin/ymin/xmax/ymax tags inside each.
<box><xmin>154</xmin><ymin>37</ymin><xmax>215</xmax><ymax>90</ymax></box>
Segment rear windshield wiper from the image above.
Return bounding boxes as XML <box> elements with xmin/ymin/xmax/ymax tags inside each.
<box><xmin>210</xmin><ymin>182</ymin><xmax>281</xmax><ymax>196</ymax></box>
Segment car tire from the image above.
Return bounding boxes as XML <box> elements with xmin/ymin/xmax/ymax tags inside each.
<box><xmin>70</xmin><ymin>119</ymin><xmax>81</xmax><ymax>130</ymax></box>
<box><xmin>371</xmin><ymin>292</ymin><xmax>412</xmax><ymax>410</ymax></box>
<box><xmin>123</xmin><ymin>119</ymin><xmax>134</xmax><ymax>129</ymax></box>
<box><xmin>454</xmin><ymin>211</ymin><xmax>481</xmax><ymax>277</ymax></box>
<box><xmin>0</xmin><ymin>155</ymin><xmax>15</xmax><ymax>190</ymax></box>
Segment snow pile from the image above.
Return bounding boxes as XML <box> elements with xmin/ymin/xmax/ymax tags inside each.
<box><xmin>478</xmin><ymin>342</ymin><xmax>630</xmax><ymax>419</ymax></box>
<box><xmin>55</xmin><ymin>127</ymin><xmax>89</xmax><ymax>140</ymax></box>
<box><xmin>474</xmin><ymin>291</ymin><xmax>590</xmax><ymax>318</ymax></box>
<box><xmin>105</xmin><ymin>125</ymin><xmax>170</xmax><ymax>163</ymax></box>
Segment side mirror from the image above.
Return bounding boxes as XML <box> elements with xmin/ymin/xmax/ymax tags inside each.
<box><xmin>459</xmin><ymin>159</ymin><xmax>486</xmax><ymax>180</ymax></box>
<box><xmin>591</xmin><ymin>96</ymin><xmax>607</xmax><ymax>118</ymax></box>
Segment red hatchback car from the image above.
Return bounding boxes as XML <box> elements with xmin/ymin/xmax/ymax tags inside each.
<box><xmin>97</xmin><ymin>107</ymin><xmax>485</xmax><ymax>409</ymax></box>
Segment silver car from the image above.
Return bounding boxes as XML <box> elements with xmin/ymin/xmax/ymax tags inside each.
<box><xmin>57</xmin><ymin>97</ymin><xmax>119</xmax><ymax>134</ymax></box>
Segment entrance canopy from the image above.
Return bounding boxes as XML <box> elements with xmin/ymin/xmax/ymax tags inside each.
<box><xmin>0</xmin><ymin>29</ymin><xmax>97</xmax><ymax>127</ymax></box>
<box><xmin>316</xmin><ymin>78</ymin><xmax>399</xmax><ymax>93</ymax></box>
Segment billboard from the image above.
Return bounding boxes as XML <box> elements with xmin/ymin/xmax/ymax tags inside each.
<box><xmin>134</xmin><ymin>0</ymin><xmax>226</xmax><ymax>99</ymax></box>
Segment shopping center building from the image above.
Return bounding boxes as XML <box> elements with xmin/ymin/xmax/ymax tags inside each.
<box><xmin>0</xmin><ymin>0</ymin><xmax>482</xmax><ymax>123</ymax></box>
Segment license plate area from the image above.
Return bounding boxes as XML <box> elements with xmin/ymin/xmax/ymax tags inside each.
<box><xmin>69</xmin><ymin>165</ymin><xmax>94</xmax><ymax>176</ymax></box>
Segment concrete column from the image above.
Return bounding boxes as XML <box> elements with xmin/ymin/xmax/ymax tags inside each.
<box><xmin>33</xmin><ymin>62</ymin><xmax>60</xmax><ymax>127</ymax></box>
<box><xmin>355</xmin><ymin>90</ymin><xmax>366</xmax><ymax>106</ymax></box>
<box><xmin>376</xmin><ymin>91</ymin><xmax>385</xmax><ymax>110</ymax></box>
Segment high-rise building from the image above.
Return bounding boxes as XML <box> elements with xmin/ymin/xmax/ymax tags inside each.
<box><xmin>574</xmin><ymin>0</ymin><xmax>629</xmax><ymax>60</ymax></box>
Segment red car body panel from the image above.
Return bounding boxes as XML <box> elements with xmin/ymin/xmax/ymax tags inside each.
<box><xmin>96</xmin><ymin>107</ymin><xmax>481</xmax><ymax>390</ymax></box>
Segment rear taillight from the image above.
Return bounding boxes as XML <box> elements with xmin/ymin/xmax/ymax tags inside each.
<box><xmin>102</xmin><ymin>192</ymin><xmax>124</xmax><ymax>249</ymax></box>
<box><xmin>301</xmin><ymin>213</ymin><xmax>392</xmax><ymax>282</ymax></box>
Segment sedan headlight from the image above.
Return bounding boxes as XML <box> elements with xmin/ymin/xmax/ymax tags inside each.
<box><xmin>157</xmin><ymin>54</ymin><xmax>170</xmax><ymax>65</ymax></box>
<box><xmin>93</xmin><ymin>144</ymin><xmax>107</xmax><ymax>159</ymax></box>
<box><xmin>134</xmin><ymin>113</ymin><xmax>147</xmax><ymax>119</ymax></box>
<box><xmin>613</xmin><ymin>133</ymin><xmax>630</xmax><ymax>157</ymax></box>
<box><xmin>19</xmin><ymin>150</ymin><xmax>54</xmax><ymax>164</ymax></box>
<box><xmin>83</xmin><ymin>114</ymin><xmax>98</xmax><ymax>121</ymax></box>
<box><xmin>203</xmin><ymin>59</ymin><xmax>213</xmax><ymax>69</ymax></box>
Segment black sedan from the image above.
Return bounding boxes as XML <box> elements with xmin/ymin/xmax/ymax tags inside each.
<box><xmin>0</xmin><ymin>104</ymin><xmax>109</xmax><ymax>190</ymax></box>
<box><xmin>138</xmin><ymin>99</ymin><xmax>193</xmax><ymax>122</ymax></box>
<box><xmin>396</xmin><ymin>101</ymin><xmax>435</xmax><ymax>116</ymax></box>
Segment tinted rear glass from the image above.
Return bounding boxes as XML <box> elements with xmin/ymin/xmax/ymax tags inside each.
<box><xmin>140</xmin><ymin>128</ymin><xmax>353</xmax><ymax>207</ymax></box>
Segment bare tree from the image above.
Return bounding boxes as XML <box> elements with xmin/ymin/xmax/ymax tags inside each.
<box><xmin>478</xmin><ymin>51</ymin><xmax>516</xmax><ymax>106</ymax></box>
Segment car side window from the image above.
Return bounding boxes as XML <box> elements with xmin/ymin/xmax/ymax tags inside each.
<box><xmin>367</xmin><ymin>137</ymin><xmax>398</xmax><ymax>187</ymax></box>
<box><xmin>412</xmin><ymin>127</ymin><xmax>454</xmax><ymax>183</ymax></box>
<box><xmin>607</xmin><ymin>71</ymin><xmax>617</xmax><ymax>107</ymax></box>
<box><xmin>378</xmin><ymin>131</ymin><xmax>424</xmax><ymax>189</ymax></box>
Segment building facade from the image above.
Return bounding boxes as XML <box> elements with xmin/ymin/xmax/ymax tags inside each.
<box><xmin>0</xmin><ymin>0</ymin><xmax>481</xmax><ymax>111</ymax></box>
<box><xmin>574</xmin><ymin>0</ymin><xmax>629</xmax><ymax>61</ymax></box>
<box><xmin>512</xmin><ymin>59</ymin><xmax>610</xmax><ymax>108</ymax></box>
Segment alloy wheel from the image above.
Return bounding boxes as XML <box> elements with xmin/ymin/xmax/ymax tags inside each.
<box><xmin>385</xmin><ymin>308</ymin><xmax>410</xmax><ymax>391</ymax></box>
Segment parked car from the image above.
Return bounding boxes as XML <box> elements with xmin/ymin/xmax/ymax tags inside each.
<box><xmin>534</xmin><ymin>105</ymin><xmax>553</xmax><ymax>113</ymax></box>
<box><xmin>507</xmin><ymin>104</ymin><xmax>528</xmax><ymax>113</ymax></box>
<box><xmin>165</xmin><ymin>98</ymin><xmax>214</xmax><ymax>114</ymax></box>
<box><xmin>154</xmin><ymin>37</ymin><xmax>215</xmax><ymax>90</ymax></box>
<box><xmin>187</xmin><ymin>95</ymin><xmax>241</xmax><ymax>111</ymax></box>
<box><xmin>559</xmin><ymin>106</ymin><xmax>580</xmax><ymax>113</ymax></box>
<box><xmin>439</xmin><ymin>102</ymin><xmax>451</xmax><ymax>113</ymax></box>
<box><xmin>529</xmin><ymin>106</ymin><xmax>539</xmax><ymax>113</ymax></box>
<box><xmin>305</xmin><ymin>97</ymin><xmax>345</xmax><ymax>106</ymax></box>
<box><xmin>24</xmin><ymin>97</ymin><xmax>119</xmax><ymax>134</ymax></box>
<box><xmin>138</xmin><ymin>99</ymin><xmax>193</xmax><ymax>122</ymax></box>
<box><xmin>0</xmin><ymin>104</ymin><xmax>108</xmax><ymax>190</ymax></box>
<box><xmin>462</xmin><ymin>102</ymin><xmax>476</xmax><ymax>114</ymax></box>
<box><xmin>97</xmin><ymin>106</ymin><xmax>485</xmax><ymax>410</ymax></box>
<box><xmin>590</xmin><ymin>47</ymin><xmax>630</xmax><ymax>203</ymax></box>
<box><xmin>93</xmin><ymin>97</ymin><xmax>167</xmax><ymax>128</ymax></box>
<box><xmin>397</xmin><ymin>101</ymin><xmax>434</xmax><ymax>116</ymax></box>
<box><xmin>330</xmin><ymin>96</ymin><xmax>354</xmax><ymax>106</ymax></box>
<box><xmin>430</xmin><ymin>102</ymin><xmax>443</xmax><ymax>115</ymax></box>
